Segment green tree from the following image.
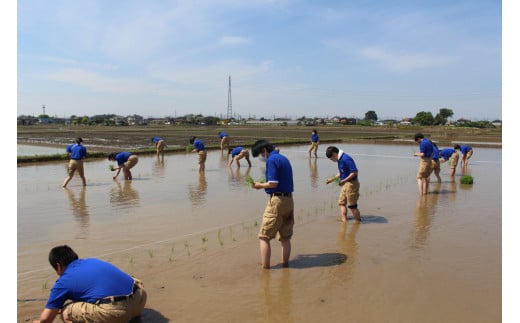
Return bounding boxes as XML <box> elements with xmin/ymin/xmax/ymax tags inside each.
<box><xmin>413</xmin><ymin>111</ymin><xmax>434</xmax><ymax>126</ymax></box>
<box><xmin>433</xmin><ymin>108</ymin><xmax>454</xmax><ymax>125</ymax></box>
<box><xmin>364</xmin><ymin>110</ymin><xmax>378</xmax><ymax>121</ymax></box>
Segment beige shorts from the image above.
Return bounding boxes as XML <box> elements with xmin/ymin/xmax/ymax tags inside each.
<box><xmin>64</xmin><ymin>279</ymin><xmax>147</xmax><ymax>323</ymax></box>
<box><xmin>67</xmin><ymin>159</ymin><xmax>84</xmax><ymax>177</ymax></box>
<box><xmin>464</xmin><ymin>149</ymin><xmax>473</xmax><ymax>160</ymax></box>
<box><xmin>417</xmin><ymin>157</ymin><xmax>432</xmax><ymax>179</ymax></box>
<box><xmin>221</xmin><ymin>136</ymin><xmax>230</xmax><ymax>146</ymax></box>
<box><xmin>450</xmin><ymin>152</ymin><xmax>459</xmax><ymax>168</ymax></box>
<box><xmin>124</xmin><ymin>155</ymin><xmax>138</xmax><ymax>170</ymax></box>
<box><xmin>308</xmin><ymin>142</ymin><xmax>318</xmax><ymax>152</ymax></box>
<box><xmin>338</xmin><ymin>179</ymin><xmax>360</xmax><ymax>207</ymax></box>
<box><xmin>235</xmin><ymin>149</ymin><xmax>249</xmax><ymax>160</ymax></box>
<box><xmin>258</xmin><ymin>195</ymin><xmax>294</xmax><ymax>241</ymax></box>
<box><xmin>156</xmin><ymin>140</ymin><xmax>166</xmax><ymax>151</ymax></box>
<box><xmin>431</xmin><ymin>159</ymin><xmax>440</xmax><ymax>173</ymax></box>
<box><xmin>197</xmin><ymin>150</ymin><xmax>207</xmax><ymax>164</ymax></box>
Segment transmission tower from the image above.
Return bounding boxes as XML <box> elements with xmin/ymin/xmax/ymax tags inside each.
<box><xmin>227</xmin><ymin>75</ymin><xmax>232</xmax><ymax>120</ymax></box>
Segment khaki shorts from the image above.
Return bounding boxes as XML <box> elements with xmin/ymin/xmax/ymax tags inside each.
<box><xmin>465</xmin><ymin>149</ymin><xmax>473</xmax><ymax>160</ymax></box>
<box><xmin>308</xmin><ymin>142</ymin><xmax>318</xmax><ymax>152</ymax></box>
<box><xmin>338</xmin><ymin>179</ymin><xmax>360</xmax><ymax>207</ymax></box>
<box><xmin>64</xmin><ymin>279</ymin><xmax>147</xmax><ymax>323</ymax></box>
<box><xmin>235</xmin><ymin>149</ymin><xmax>249</xmax><ymax>160</ymax></box>
<box><xmin>156</xmin><ymin>140</ymin><xmax>166</xmax><ymax>151</ymax></box>
<box><xmin>431</xmin><ymin>159</ymin><xmax>440</xmax><ymax>173</ymax></box>
<box><xmin>417</xmin><ymin>157</ymin><xmax>432</xmax><ymax>179</ymax></box>
<box><xmin>450</xmin><ymin>152</ymin><xmax>459</xmax><ymax>168</ymax></box>
<box><xmin>221</xmin><ymin>136</ymin><xmax>230</xmax><ymax>146</ymax></box>
<box><xmin>197</xmin><ymin>150</ymin><xmax>207</xmax><ymax>164</ymax></box>
<box><xmin>124</xmin><ymin>155</ymin><xmax>138</xmax><ymax>170</ymax></box>
<box><xmin>258</xmin><ymin>195</ymin><xmax>294</xmax><ymax>241</ymax></box>
<box><xmin>67</xmin><ymin>159</ymin><xmax>84</xmax><ymax>177</ymax></box>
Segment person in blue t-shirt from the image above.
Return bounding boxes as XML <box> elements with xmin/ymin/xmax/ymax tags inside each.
<box><xmin>228</xmin><ymin>146</ymin><xmax>252</xmax><ymax>168</ymax></box>
<box><xmin>62</xmin><ymin>138</ymin><xmax>88</xmax><ymax>188</ymax></box>
<box><xmin>190</xmin><ymin>136</ymin><xmax>207</xmax><ymax>172</ymax></box>
<box><xmin>308</xmin><ymin>129</ymin><xmax>320</xmax><ymax>158</ymax></box>
<box><xmin>454</xmin><ymin>144</ymin><xmax>473</xmax><ymax>168</ymax></box>
<box><xmin>218</xmin><ymin>131</ymin><xmax>230</xmax><ymax>152</ymax></box>
<box><xmin>251</xmin><ymin>140</ymin><xmax>294</xmax><ymax>269</ymax></box>
<box><xmin>439</xmin><ymin>148</ymin><xmax>459</xmax><ymax>180</ymax></box>
<box><xmin>108</xmin><ymin>151</ymin><xmax>139</xmax><ymax>180</ymax></box>
<box><xmin>151</xmin><ymin>136</ymin><xmax>166</xmax><ymax>158</ymax></box>
<box><xmin>325</xmin><ymin>146</ymin><xmax>362</xmax><ymax>222</ymax></box>
<box><xmin>413</xmin><ymin>133</ymin><xmax>433</xmax><ymax>195</ymax></box>
<box><xmin>33</xmin><ymin>245</ymin><xmax>146</xmax><ymax>323</ymax></box>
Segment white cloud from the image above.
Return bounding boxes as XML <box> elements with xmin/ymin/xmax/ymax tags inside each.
<box><xmin>359</xmin><ymin>47</ymin><xmax>455</xmax><ymax>73</ymax></box>
<box><xmin>220</xmin><ymin>36</ymin><xmax>251</xmax><ymax>45</ymax></box>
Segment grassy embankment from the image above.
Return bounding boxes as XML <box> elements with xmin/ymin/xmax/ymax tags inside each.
<box><xmin>17</xmin><ymin>124</ymin><xmax>501</xmax><ymax>164</ymax></box>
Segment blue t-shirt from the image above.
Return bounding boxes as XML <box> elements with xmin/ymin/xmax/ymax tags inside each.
<box><xmin>115</xmin><ymin>152</ymin><xmax>132</xmax><ymax>165</ymax></box>
<box><xmin>311</xmin><ymin>133</ymin><xmax>319</xmax><ymax>143</ymax></box>
<box><xmin>432</xmin><ymin>145</ymin><xmax>440</xmax><ymax>160</ymax></box>
<box><xmin>439</xmin><ymin>148</ymin><xmax>456</xmax><ymax>160</ymax></box>
<box><xmin>45</xmin><ymin>258</ymin><xmax>134</xmax><ymax>309</ymax></box>
<box><xmin>337</xmin><ymin>151</ymin><xmax>358</xmax><ymax>181</ymax></box>
<box><xmin>152</xmin><ymin>137</ymin><xmax>163</xmax><ymax>143</ymax></box>
<box><xmin>218</xmin><ymin>132</ymin><xmax>228</xmax><ymax>139</ymax></box>
<box><xmin>460</xmin><ymin>145</ymin><xmax>472</xmax><ymax>154</ymax></box>
<box><xmin>419</xmin><ymin>139</ymin><xmax>433</xmax><ymax>158</ymax></box>
<box><xmin>193</xmin><ymin>139</ymin><xmax>205</xmax><ymax>151</ymax></box>
<box><xmin>264</xmin><ymin>151</ymin><xmax>294</xmax><ymax>194</ymax></box>
<box><xmin>67</xmin><ymin>144</ymin><xmax>87</xmax><ymax>160</ymax></box>
<box><xmin>231</xmin><ymin>147</ymin><xmax>243</xmax><ymax>158</ymax></box>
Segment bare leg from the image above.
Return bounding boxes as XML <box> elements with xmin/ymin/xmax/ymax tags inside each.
<box><xmin>340</xmin><ymin>204</ymin><xmax>348</xmax><ymax>222</ymax></box>
<box><xmin>351</xmin><ymin>207</ymin><xmax>361</xmax><ymax>222</ymax></box>
<box><xmin>259</xmin><ymin>238</ymin><xmax>271</xmax><ymax>269</ymax></box>
<box><xmin>417</xmin><ymin>178</ymin><xmax>423</xmax><ymax>195</ymax></box>
<box><xmin>281</xmin><ymin>239</ymin><xmax>291</xmax><ymax>267</ymax></box>
<box><xmin>62</xmin><ymin>175</ymin><xmax>73</xmax><ymax>188</ymax></box>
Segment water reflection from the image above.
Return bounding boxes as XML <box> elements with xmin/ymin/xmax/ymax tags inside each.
<box><xmin>260</xmin><ymin>270</ymin><xmax>293</xmax><ymax>322</ymax></box>
<box><xmin>334</xmin><ymin>222</ymin><xmax>360</xmax><ymax>281</ymax></box>
<box><xmin>412</xmin><ymin>183</ymin><xmax>441</xmax><ymax>250</ymax></box>
<box><xmin>64</xmin><ymin>187</ymin><xmax>89</xmax><ymax>238</ymax></box>
<box><xmin>227</xmin><ymin>167</ymin><xmax>251</xmax><ymax>189</ymax></box>
<box><xmin>109</xmin><ymin>180</ymin><xmax>140</xmax><ymax>208</ymax></box>
<box><xmin>308</xmin><ymin>158</ymin><xmax>318</xmax><ymax>189</ymax></box>
<box><xmin>188</xmin><ymin>172</ymin><xmax>208</xmax><ymax>206</ymax></box>
<box><xmin>153</xmin><ymin>156</ymin><xmax>166</xmax><ymax>177</ymax></box>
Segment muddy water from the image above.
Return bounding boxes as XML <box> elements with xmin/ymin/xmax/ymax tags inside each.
<box><xmin>17</xmin><ymin>143</ymin><xmax>501</xmax><ymax>322</ymax></box>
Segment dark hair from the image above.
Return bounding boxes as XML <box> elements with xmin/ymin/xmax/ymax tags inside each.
<box><xmin>108</xmin><ymin>153</ymin><xmax>116</xmax><ymax>161</ymax></box>
<box><xmin>48</xmin><ymin>245</ymin><xmax>78</xmax><ymax>271</ymax></box>
<box><xmin>189</xmin><ymin>136</ymin><xmax>196</xmax><ymax>144</ymax></box>
<box><xmin>228</xmin><ymin>148</ymin><xmax>233</xmax><ymax>155</ymax></box>
<box><xmin>454</xmin><ymin>144</ymin><xmax>461</xmax><ymax>150</ymax></box>
<box><xmin>325</xmin><ymin>146</ymin><xmax>339</xmax><ymax>158</ymax></box>
<box><xmin>414</xmin><ymin>133</ymin><xmax>424</xmax><ymax>142</ymax></box>
<box><xmin>251</xmin><ymin>140</ymin><xmax>274</xmax><ymax>157</ymax></box>
<box><xmin>312</xmin><ymin>129</ymin><xmax>317</xmax><ymax>134</ymax></box>
<box><xmin>76</xmin><ymin>138</ymin><xmax>83</xmax><ymax>144</ymax></box>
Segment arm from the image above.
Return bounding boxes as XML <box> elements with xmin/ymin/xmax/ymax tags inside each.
<box><xmin>339</xmin><ymin>171</ymin><xmax>358</xmax><ymax>186</ymax></box>
<box><xmin>326</xmin><ymin>173</ymin><xmax>340</xmax><ymax>184</ymax></box>
<box><xmin>113</xmin><ymin>166</ymin><xmax>122</xmax><ymax>179</ymax></box>
<box><xmin>253</xmin><ymin>181</ymin><xmax>278</xmax><ymax>190</ymax></box>
<box><xmin>33</xmin><ymin>308</ymin><xmax>60</xmax><ymax>323</ymax></box>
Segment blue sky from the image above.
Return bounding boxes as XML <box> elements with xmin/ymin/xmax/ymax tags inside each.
<box><xmin>16</xmin><ymin>0</ymin><xmax>502</xmax><ymax>121</ymax></box>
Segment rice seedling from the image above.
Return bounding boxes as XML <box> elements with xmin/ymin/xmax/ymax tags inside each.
<box><xmin>185</xmin><ymin>144</ymin><xmax>194</xmax><ymax>152</ymax></box>
<box><xmin>168</xmin><ymin>247</ymin><xmax>175</xmax><ymax>263</ymax></box>
<box><xmin>202</xmin><ymin>236</ymin><xmax>208</xmax><ymax>243</ymax></box>
<box><xmin>245</xmin><ymin>175</ymin><xmax>255</xmax><ymax>186</ymax></box>
<box><xmin>108</xmin><ymin>164</ymin><xmax>115</xmax><ymax>171</ymax></box>
<box><xmin>42</xmin><ymin>281</ymin><xmax>48</xmax><ymax>290</ymax></box>
<box><xmin>148</xmin><ymin>249</ymin><xmax>153</xmax><ymax>258</ymax></box>
<box><xmin>184</xmin><ymin>241</ymin><xmax>191</xmax><ymax>256</ymax></box>
<box><xmin>129</xmin><ymin>257</ymin><xmax>134</xmax><ymax>265</ymax></box>
<box><xmin>460</xmin><ymin>175</ymin><xmax>474</xmax><ymax>184</ymax></box>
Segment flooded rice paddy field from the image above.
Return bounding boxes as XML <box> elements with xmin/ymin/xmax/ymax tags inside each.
<box><xmin>17</xmin><ymin>142</ymin><xmax>502</xmax><ymax>322</ymax></box>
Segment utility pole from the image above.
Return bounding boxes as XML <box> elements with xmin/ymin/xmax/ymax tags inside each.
<box><xmin>227</xmin><ymin>75</ymin><xmax>232</xmax><ymax>120</ymax></box>
<box><xmin>42</xmin><ymin>104</ymin><xmax>46</xmax><ymax>115</ymax></box>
